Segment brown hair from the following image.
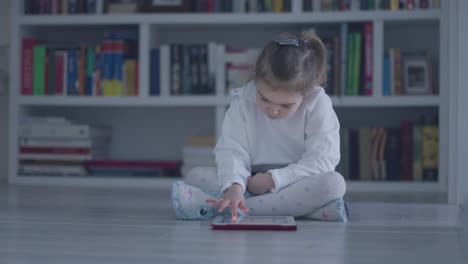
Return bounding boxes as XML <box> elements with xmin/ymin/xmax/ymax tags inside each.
<box><xmin>255</xmin><ymin>31</ymin><xmax>327</xmax><ymax>95</ymax></box>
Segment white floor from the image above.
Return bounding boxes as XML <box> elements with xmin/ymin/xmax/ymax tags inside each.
<box><xmin>0</xmin><ymin>184</ymin><xmax>466</xmax><ymax>264</ymax></box>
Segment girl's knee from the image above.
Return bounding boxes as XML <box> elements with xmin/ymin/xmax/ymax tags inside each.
<box><xmin>301</xmin><ymin>171</ymin><xmax>345</xmax><ymax>198</ymax></box>
<box><xmin>321</xmin><ymin>171</ymin><xmax>346</xmax><ymax>198</ymax></box>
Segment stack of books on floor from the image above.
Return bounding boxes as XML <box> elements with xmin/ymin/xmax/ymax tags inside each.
<box><xmin>84</xmin><ymin>160</ymin><xmax>182</xmax><ymax>177</ymax></box>
<box><xmin>18</xmin><ymin>116</ymin><xmax>111</xmax><ymax>176</ymax></box>
<box><xmin>181</xmin><ymin>136</ymin><xmax>216</xmax><ymax>177</ymax></box>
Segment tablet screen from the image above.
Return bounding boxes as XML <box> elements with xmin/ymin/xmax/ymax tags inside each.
<box><xmin>219</xmin><ymin>216</ymin><xmax>289</xmax><ymax>225</ymax></box>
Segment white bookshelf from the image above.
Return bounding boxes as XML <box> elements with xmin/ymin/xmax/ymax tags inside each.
<box><xmin>8</xmin><ymin>0</ymin><xmax>456</xmax><ymax>197</ymax></box>
<box><xmin>17</xmin><ymin>10</ymin><xmax>441</xmax><ymax>25</ymax></box>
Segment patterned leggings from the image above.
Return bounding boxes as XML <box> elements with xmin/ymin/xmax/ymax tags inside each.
<box><xmin>184</xmin><ymin>167</ymin><xmax>346</xmax><ymax>217</ymax></box>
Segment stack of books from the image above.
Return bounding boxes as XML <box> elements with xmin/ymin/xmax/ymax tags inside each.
<box><xmin>181</xmin><ymin>136</ymin><xmax>216</xmax><ymax>177</ymax></box>
<box><xmin>19</xmin><ymin>116</ymin><xmax>111</xmax><ymax>176</ymax></box>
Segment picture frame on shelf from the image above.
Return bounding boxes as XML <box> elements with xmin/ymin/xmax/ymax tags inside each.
<box><xmin>403</xmin><ymin>57</ymin><xmax>431</xmax><ymax>95</ymax></box>
<box><xmin>139</xmin><ymin>0</ymin><xmax>190</xmax><ymax>13</ymax></box>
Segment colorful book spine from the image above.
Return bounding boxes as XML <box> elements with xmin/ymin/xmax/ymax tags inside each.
<box><xmin>352</xmin><ymin>32</ymin><xmax>362</xmax><ymax>96</ymax></box>
<box><xmin>150</xmin><ymin>48</ymin><xmax>160</xmax><ymax>96</ymax></box>
<box><xmin>363</xmin><ymin>22</ymin><xmax>373</xmax><ymax>96</ymax></box>
<box><xmin>102</xmin><ymin>35</ymin><xmax>113</xmax><ymax>96</ymax></box>
<box><xmin>346</xmin><ymin>33</ymin><xmax>354</xmax><ymax>95</ymax></box>
<box><xmin>385</xmin><ymin>128</ymin><xmax>401</xmax><ymax>181</ymax></box>
<box><xmin>413</xmin><ymin>125</ymin><xmax>423</xmax><ymax>181</ymax></box>
<box><xmin>340</xmin><ymin>23</ymin><xmax>348</xmax><ymax>96</ymax></box>
<box><xmin>47</xmin><ymin>48</ymin><xmax>55</xmax><ymax>95</ymax></box>
<box><xmin>383</xmin><ymin>55</ymin><xmax>390</xmax><ymax>96</ymax></box>
<box><xmin>124</xmin><ymin>60</ymin><xmax>136</xmax><ymax>96</ymax></box>
<box><xmin>44</xmin><ymin>48</ymin><xmax>49</xmax><ymax>95</ymax></box>
<box><xmin>113</xmin><ymin>35</ymin><xmax>124</xmax><ymax>96</ymax></box>
<box><xmin>400</xmin><ymin>120</ymin><xmax>413</xmax><ymax>181</ymax></box>
<box><xmin>67</xmin><ymin>48</ymin><xmax>78</xmax><ymax>95</ymax></box>
<box><xmin>332</xmin><ymin>36</ymin><xmax>340</xmax><ymax>96</ymax></box>
<box><xmin>54</xmin><ymin>50</ymin><xmax>67</xmax><ymax>95</ymax></box>
<box><xmin>93</xmin><ymin>45</ymin><xmax>101</xmax><ymax>96</ymax></box>
<box><xmin>422</xmin><ymin>121</ymin><xmax>438</xmax><ymax>181</ymax></box>
<box><xmin>78</xmin><ymin>46</ymin><xmax>86</xmax><ymax>95</ymax></box>
<box><xmin>86</xmin><ymin>47</ymin><xmax>95</xmax><ymax>95</ymax></box>
<box><xmin>21</xmin><ymin>38</ymin><xmax>38</xmax><ymax>95</ymax></box>
<box><xmin>33</xmin><ymin>45</ymin><xmax>46</xmax><ymax>96</ymax></box>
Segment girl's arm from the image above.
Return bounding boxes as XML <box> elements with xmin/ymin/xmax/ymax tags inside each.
<box><xmin>268</xmin><ymin>93</ymin><xmax>340</xmax><ymax>192</ymax></box>
<box><xmin>214</xmin><ymin>99</ymin><xmax>252</xmax><ymax>193</ymax></box>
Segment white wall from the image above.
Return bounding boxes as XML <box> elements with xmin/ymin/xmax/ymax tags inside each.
<box><xmin>0</xmin><ymin>0</ymin><xmax>11</xmax><ymax>184</ymax></box>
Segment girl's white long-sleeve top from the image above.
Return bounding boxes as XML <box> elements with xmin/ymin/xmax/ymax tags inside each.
<box><xmin>214</xmin><ymin>81</ymin><xmax>340</xmax><ymax>193</ymax></box>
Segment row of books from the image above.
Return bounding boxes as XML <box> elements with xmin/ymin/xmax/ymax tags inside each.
<box><xmin>306</xmin><ymin>0</ymin><xmax>441</xmax><ymax>11</ymax></box>
<box><xmin>150</xmin><ymin>43</ymin><xmax>221</xmax><ymax>96</ymax></box>
<box><xmin>383</xmin><ymin>49</ymin><xmax>436</xmax><ymax>96</ymax></box>
<box><xmin>106</xmin><ymin>0</ymin><xmax>292</xmax><ymax>14</ymax></box>
<box><xmin>24</xmin><ymin>0</ymin><xmax>98</xmax><ymax>14</ymax></box>
<box><xmin>337</xmin><ymin>114</ymin><xmax>438</xmax><ymax>182</ymax></box>
<box><xmin>322</xmin><ymin>23</ymin><xmax>373</xmax><ymax>96</ymax></box>
<box><xmin>18</xmin><ymin>116</ymin><xmax>111</xmax><ymax>176</ymax></box>
<box><xmin>21</xmin><ymin>31</ymin><xmax>139</xmax><ymax>96</ymax></box>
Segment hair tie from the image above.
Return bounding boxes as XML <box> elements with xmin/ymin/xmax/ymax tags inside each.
<box><xmin>273</xmin><ymin>33</ymin><xmax>300</xmax><ymax>47</ymax></box>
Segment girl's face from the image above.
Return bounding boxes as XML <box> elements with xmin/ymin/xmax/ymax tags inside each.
<box><xmin>255</xmin><ymin>81</ymin><xmax>304</xmax><ymax>120</ymax></box>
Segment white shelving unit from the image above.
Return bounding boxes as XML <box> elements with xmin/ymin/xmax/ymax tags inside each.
<box><xmin>8</xmin><ymin>1</ymin><xmax>456</xmax><ymax>198</ymax></box>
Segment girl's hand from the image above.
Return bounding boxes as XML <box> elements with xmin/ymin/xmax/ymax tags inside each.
<box><xmin>247</xmin><ymin>172</ymin><xmax>275</xmax><ymax>195</ymax></box>
<box><xmin>206</xmin><ymin>183</ymin><xmax>249</xmax><ymax>220</ymax></box>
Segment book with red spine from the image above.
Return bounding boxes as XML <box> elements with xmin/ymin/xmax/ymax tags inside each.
<box><xmin>21</xmin><ymin>38</ymin><xmax>38</xmax><ymax>95</ymax></box>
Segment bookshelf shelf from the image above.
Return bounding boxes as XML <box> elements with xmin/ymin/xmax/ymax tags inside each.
<box><xmin>18</xmin><ymin>95</ymin><xmax>440</xmax><ymax>107</ymax></box>
<box><xmin>18</xmin><ymin>95</ymin><xmax>224</xmax><ymax>107</ymax></box>
<box><xmin>18</xmin><ymin>10</ymin><xmax>441</xmax><ymax>26</ymax></box>
<box><xmin>330</xmin><ymin>96</ymin><xmax>440</xmax><ymax>107</ymax></box>
<box><xmin>9</xmin><ymin>0</ymin><xmax>455</xmax><ymax>200</ymax></box>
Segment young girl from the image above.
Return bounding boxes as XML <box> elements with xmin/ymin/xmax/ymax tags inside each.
<box><xmin>172</xmin><ymin>31</ymin><xmax>348</xmax><ymax>222</ymax></box>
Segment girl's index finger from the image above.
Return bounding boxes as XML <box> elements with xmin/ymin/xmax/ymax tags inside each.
<box><xmin>231</xmin><ymin>206</ymin><xmax>238</xmax><ymax>222</ymax></box>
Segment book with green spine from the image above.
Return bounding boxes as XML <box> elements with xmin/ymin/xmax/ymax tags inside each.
<box><xmin>33</xmin><ymin>45</ymin><xmax>46</xmax><ymax>96</ymax></box>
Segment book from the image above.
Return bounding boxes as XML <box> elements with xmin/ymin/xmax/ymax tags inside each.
<box><xmin>400</xmin><ymin>120</ymin><xmax>413</xmax><ymax>181</ymax></box>
<box><xmin>383</xmin><ymin>55</ymin><xmax>391</xmax><ymax>96</ymax></box>
<box><xmin>33</xmin><ymin>45</ymin><xmax>46</xmax><ymax>96</ymax></box>
<box><xmin>413</xmin><ymin>125</ymin><xmax>423</xmax><ymax>181</ymax></box>
<box><xmin>340</xmin><ymin>23</ymin><xmax>348</xmax><ymax>96</ymax></box>
<box><xmin>422</xmin><ymin>115</ymin><xmax>438</xmax><ymax>181</ymax></box>
<box><xmin>385</xmin><ymin>128</ymin><xmax>401</xmax><ymax>181</ymax></box>
<box><xmin>54</xmin><ymin>51</ymin><xmax>67</xmax><ymax>95</ymax></box>
<box><xmin>21</xmin><ymin>38</ymin><xmax>38</xmax><ymax>95</ymax></box>
<box><xmin>359</xmin><ymin>127</ymin><xmax>372</xmax><ymax>181</ymax></box>
<box><xmin>363</xmin><ymin>22</ymin><xmax>373</xmax><ymax>96</ymax></box>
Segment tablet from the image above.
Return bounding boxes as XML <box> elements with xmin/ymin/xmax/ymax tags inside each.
<box><xmin>211</xmin><ymin>215</ymin><xmax>297</xmax><ymax>231</ymax></box>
